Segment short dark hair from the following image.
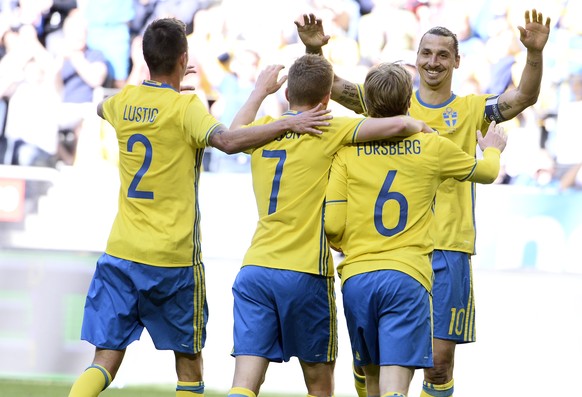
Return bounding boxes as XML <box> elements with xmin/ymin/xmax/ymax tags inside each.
<box><xmin>420</xmin><ymin>26</ymin><xmax>459</xmax><ymax>58</ymax></box>
<box><xmin>142</xmin><ymin>18</ymin><xmax>188</xmax><ymax>75</ymax></box>
<box><xmin>364</xmin><ymin>63</ymin><xmax>412</xmax><ymax>118</ymax></box>
<box><xmin>287</xmin><ymin>54</ymin><xmax>333</xmax><ymax>107</ymax></box>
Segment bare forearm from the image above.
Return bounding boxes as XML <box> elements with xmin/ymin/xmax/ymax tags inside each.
<box><xmin>210</xmin><ymin>119</ymin><xmax>290</xmax><ymax>154</ymax></box>
<box><xmin>498</xmin><ymin>50</ymin><xmax>543</xmax><ymax>120</ymax></box>
<box><xmin>358</xmin><ymin>116</ymin><xmax>427</xmax><ymax>141</ymax></box>
<box><xmin>230</xmin><ymin>90</ymin><xmax>267</xmax><ymax>129</ymax></box>
<box><xmin>331</xmin><ymin>77</ymin><xmax>365</xmax><ymax>114</ymax></box>
<box><xmin>520</xmin><ymin>50</ymin><xmax>543</xmax><ymax>97</ymax></box>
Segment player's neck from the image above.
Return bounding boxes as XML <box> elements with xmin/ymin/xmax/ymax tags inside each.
<box><xmin>417</xmin><ymin>84</ymin><xmax>453</xmax><ymax>105</ymax></box>
<box><xmin>148</xmin><ymin>73</ymin><xmax>181</xmax><ymax>92</ymax></box>
<box><xmin>289</xmin><ymin>104</ymin><xmax>320</xmax><ymax>113</ymax></box>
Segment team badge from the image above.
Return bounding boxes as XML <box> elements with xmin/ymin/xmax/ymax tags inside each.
<box><xmin>442</xmin><ymin>107</ymin><xmax>458</xmax><ymax>127</ymax></box>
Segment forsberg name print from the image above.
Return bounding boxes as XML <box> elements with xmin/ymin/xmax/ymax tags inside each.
<box><xmin>356</xmin><ymin>139</ymin><xmax>421</xmax><ymax>156</ymax></box>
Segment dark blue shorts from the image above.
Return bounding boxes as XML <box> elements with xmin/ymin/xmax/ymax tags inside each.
<box><xmin>432</xmin><ymin>250</ymin><xmax>475</xmax><ymax>343</ymax></box>
<box><xmin>81</xmin><ymin>253</ymin><xmax>208</xmax><ymax>353</ymax></box>
<box><xmin>342</xmin><ymin>270</ymin><xmax>433</xmax><ymax>368</ymax></box>
<box><xmin>232</xmin><ymin>265</ymin><xmax>337</xmax><ymax>363</ymax></box>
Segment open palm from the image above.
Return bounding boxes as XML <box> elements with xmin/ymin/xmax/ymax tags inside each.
<box><xmin>518</xmin><ymin>9</ymin><xmax>551</xmax><ymax>52</ymax></box>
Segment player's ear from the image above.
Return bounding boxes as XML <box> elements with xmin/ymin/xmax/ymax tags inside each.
<box><xmin>285</xmin><ymin>87</ymin><xmax>289</xmax><ymax>102</ymax></box>
<box><xmin>321</xmin><ymin>92</ymin><xmax>331</xmax><ymax>107</ymax></box>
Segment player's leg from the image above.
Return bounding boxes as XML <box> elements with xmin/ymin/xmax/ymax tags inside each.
<box><xmin>422</xmin><ymin>250</ymin><xmax>474</xmax><ymax>397</ymax></box>
<box><xmin>299</xmin><ymin>360</ymin><xmax>335</xmax><ymax>397</ymax></box>
<box><xmin>175</xmin><ymin>351</ymin><xmax>205</xmax><ymax>396</ymax></box>
<box><xmin>69</xmin><ymin>254</ymin><xmax>142</xmax><ymax>397</ymax></box>
<box><xmin>420</xmin><ymin>338</ymin><xmax>455</xmax><ymax>397</ymax></box>
<box><xmin>280</xmin><ymin>272</ymin><xmax>337</xmax><ymax>397</ymax></box>
<box><xmin>68</xmin><ymin>348</ymin><xmax>123</xmax><ymax>397</ymax></box>
<box><xmin>361</xmin><ymin>364</ymin><xmax>380</xmax><ymax>397</ymax></box>
<box><xmin>138</xmin><ymin>263</ymin><xmax>208</xmax><ymax>396</ymax></box>
<box><xmin>354</xmin><ymin>363</ymin><xmax>367</xmax><ymax>397</ymax></box>
<box><xmin>230</xmin><ymin>266</ymin><xmax>282</xmax><ymax>397</ymax></box>
<box><xmin>378</xmin><ymin>365</ymin><xmax>414</xmax><ymax>397</ymax></box>
<box><xmin>228</xmin><ymin>355</ymin><xmax>269</xmax><ymax>397</ymax></box>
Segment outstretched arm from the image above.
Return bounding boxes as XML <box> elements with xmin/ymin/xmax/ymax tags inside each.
<box><xmin>295</xmin><ymin>13</ymin><xmax>365</xmax><ymax>114</ymax></box>
<box><xmin>230</xmin><ymin>64</ymin><xmax>288</xmax><ymax>129</ymax></box>
<box><xmin>357</xmin><ymin>116</ymin><xmax>433</xmax><ymax>141</ymax></box>
<box><xmin>210</xmin><ymin>104</ymin><xmax>331</xmax><ymax>154</ymax></box>
<box><xmin>497</xmin><ymin>9</ymin><xmax>551</xmax><ymax>120</ymax></box>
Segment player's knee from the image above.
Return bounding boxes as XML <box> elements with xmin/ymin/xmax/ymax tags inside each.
<box><xmin>424</xmin><ymin>362</ymin><xmax>452</xmax><ymax>385</ymax></box>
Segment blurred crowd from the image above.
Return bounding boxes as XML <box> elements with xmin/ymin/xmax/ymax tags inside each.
<box><xmin>0</xmin><ymin>0</ymin><xmax>580</xmax><ymax>191</ymax></box>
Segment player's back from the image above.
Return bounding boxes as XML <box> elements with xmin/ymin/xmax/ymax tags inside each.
<box><xmin>329</xmin><ymin>132</ymin><xmax>481</xmax><ymax>290</ymax></box>
<box><xmin>101</xmin><ymin>81</ymin><xmax>220</xmax><ymax>267</ymax></box>
<box><xmin>243</xmin><ymin>113</ymin><xmax>365</xmax><ymax>277</ymax></box>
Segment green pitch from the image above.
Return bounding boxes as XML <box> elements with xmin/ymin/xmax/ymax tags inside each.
<box><xmin>0</xmin><ymin>378</ymin><xmax>300</xmax><ymax>397</ymax></box>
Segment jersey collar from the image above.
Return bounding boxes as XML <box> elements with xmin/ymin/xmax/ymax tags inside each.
<box><xmin>414</xmin><ymin>90</ymin><xmax>456</xmax><ymax>108</ymax></box>
<box><xmin>142</xmin><ymin>80</ymin><xmax>177</xmax><ymax>91</ymax></box>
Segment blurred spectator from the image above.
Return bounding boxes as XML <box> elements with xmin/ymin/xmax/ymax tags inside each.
<box><xmin>2</xmin><ymin>0</ymin><xmax>54</xmax><ymax>42</ymax></box>
<box><xmin>0</xmin><ymin>23</ymin><xmax>56</xmax><ymax>165</ymax></box>
<box><xmin>357</xmin><ymin>0</ymin><xmax>419</xmax><ymax>65</ymax></box>
<box><xmin>560</xmin><ymin>163</ymin><xmax>582</xmax><ymax>191</ymax></box>
<box><xmin>125</xmin><ymin>33</ymin><xmax>148</xmax><ymax>85</ymax></box>
<box><xmin>3</xmin><ymin>26</ymin><xmax>60</xmax><ymax>166</ymax></box>
<box><xmin>78</xmin><ymin>0</ymin><xmax>133</xmax><ymax>88</ymax></box>
<box><xmin>207</xmin><ymin>45</ymin><xmax>261</xmax><ymax>172</ymax></box>
<box><xmin>130</xmin><ymin>0</ymin><xmax>216</xmax><ymax>37</ymax></box>
<box><xmin>552</xmin><ymin>70</ymin><xmax>582</xmax><ymax>167</ymax></box>
<box><xmin>53</xmin><ymin>8</ymin><xmax>108</xmax><ymax>165</ymax></box>
<box><xmin>0</xmin><ymin>0</ymin><xmax>578</xmax><ymax>179</ymax></box>
<box><xmin>508</xmin><ymin>148</ymin><xmax>559</xmax><ymax>189</ymax></box>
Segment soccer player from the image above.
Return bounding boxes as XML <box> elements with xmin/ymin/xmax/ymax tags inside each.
<box><xmin>324</xmin><ymin>62</ymin><xmax>507</xmax><ymax>397</ymax></box>
<box><xmin>226</xmin><ymin>54</ymin><xmax>433</xmax><ymax>397</ymax></box>
<box><xmin>296</xmin><ymin>9</ymin><xmax>551</xmax><ymax>397</ymax></box>
<box><xmin>67</xmin><ymin>17</ymin><xmax>333</xmax><ymax>397</ymax></box>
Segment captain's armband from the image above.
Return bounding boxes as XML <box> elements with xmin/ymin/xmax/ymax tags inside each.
<box><xmin>484</xmin><ymin>95</ymin><xmax>506</xmax><ymax>124</ymax></box>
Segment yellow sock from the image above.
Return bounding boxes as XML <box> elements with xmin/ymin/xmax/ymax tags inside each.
<box><xmin>381</xmin><ymin>393</ymin><xmax>405</xmax><ymax>397</ymax></box>
<box><xmin>354</xmin><ymin>365</ymin><xmax>367</xmax><ymax>397</ymax></box>
<box><xmin>228</xmin><ymin>387</ymin><xmax>256</xmax><ymax>397</ymax></box>
<box><xmin>68</xmin><ymin>364</ymin><xmax>112</xmax><ymax>397</ymax></box>
<box><xmin>176</xmin><ymin>380</ymin><xmax>204</xmax><ymax>396</ymax></box>
<box><xmin>420</xmin><ymin>379</ymin><xmax>454</xmax><ymax>397</ymax></box>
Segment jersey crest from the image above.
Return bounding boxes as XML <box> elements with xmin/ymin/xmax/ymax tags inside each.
<box><xmin>442</xmin><ymin>107</ymin><xmax>458</xmax><ymax>130</ymax></box>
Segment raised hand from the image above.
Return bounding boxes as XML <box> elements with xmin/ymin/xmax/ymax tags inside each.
<box><xmin>478</xmin><ymin>121</ymin><xmax>507</xmax><ymax>152</ymax></box>
<box><xmin>180</xmin><ymin>65</ymin><xmax>198</xmax><ymax>92</ymax></box>
<box><xmin>294</xmin><ymin>13</ymin><xmax>330</xmax><ymax>54</ymax></box>
<box><xmin>517</xmin><ymin>9</ymin><xmax>551</xmax><ymax>53</ymax></box>
<box><xmin>254</xmin><ymin>64</ymin><xmax>288</xmax><ymax>98</ymax></box>
<box><xmin>287</xmin><ymin>103</ymin><xmax>332</xmax><ymax>135</ymax></box>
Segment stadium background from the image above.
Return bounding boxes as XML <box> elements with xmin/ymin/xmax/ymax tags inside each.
<box><xmin>0</xmin><ymin>0</ymin><xmax>581</xmax><ymax>396</ymax></box>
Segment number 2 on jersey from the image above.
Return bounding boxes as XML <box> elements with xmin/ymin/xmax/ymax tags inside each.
<box><xmin>262</xmin><ymin>149</ymin><xmax>286</xmax><ymax>214</ymax></box>
<box><xmin>374</xmin><ymin>170</ymin><xmax>408</xmax><ymax>236</ymax></box>
<box><xmin>127</xmin><ymin>133</ymin><xmax>154</xmax><ymax>199</ymax></box>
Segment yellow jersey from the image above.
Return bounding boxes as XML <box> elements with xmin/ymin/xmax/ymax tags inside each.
<box><xmin>102</xmin><ymin>80</ymin><xmax>221</xmax><ymax>267</ymax></box>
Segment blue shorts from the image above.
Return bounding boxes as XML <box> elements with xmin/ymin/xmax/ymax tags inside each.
<box><xmin>81</xmin><ymin>253</ymin><xmax>208</xmax><ymax>353</ymax></box>
<box><xmin>342</xmin><ymin>270</ymin><xmax>433</xmax><ymax>368</ymax></box>
<box><xmin>232</xmin><ymin>265</ymin><xmax>337</xmax><ymax>363</ymax></box>
<box><xmin>432</xmin><ymin>250</ymin><xmax>475</xmax><ymax>343</ymax></box>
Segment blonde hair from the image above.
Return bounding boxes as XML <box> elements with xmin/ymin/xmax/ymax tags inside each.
<box><xmin>364</xmin><ymin>62</ymin><xmax>412</xmax><ymax>118</ymax></box>
<box><xmin>287</xmin><ymin>54</ymin><xmax>333</xmax><ymax>107</ymax></box>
